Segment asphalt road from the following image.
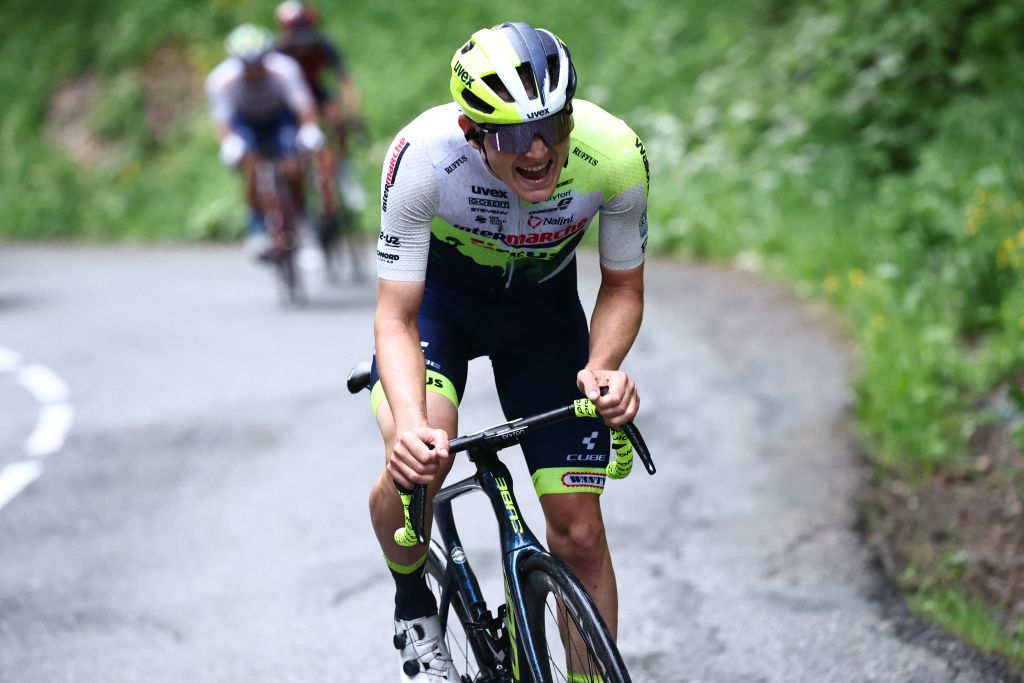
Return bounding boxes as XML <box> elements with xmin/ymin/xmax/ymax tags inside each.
<box><xmin>0</xmin><ymin>244</ymin><xmax>1017</xmax><ymax>682</ymax></box>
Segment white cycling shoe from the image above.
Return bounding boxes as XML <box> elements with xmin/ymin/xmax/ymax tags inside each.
<box><xmin>394</xmin><ymin>614</ymin><xmax>460</xmax><ymax>682</ymax></box>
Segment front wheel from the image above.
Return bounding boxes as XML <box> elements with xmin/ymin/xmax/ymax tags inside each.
<box><xmin>520</xmin><ymin>553</ymin><xmax>630</xmax><ymax>683</ymax></box>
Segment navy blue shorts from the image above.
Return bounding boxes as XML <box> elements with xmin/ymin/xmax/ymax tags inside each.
<box><xmin>370</xmin><ymin>282</ymin><xmax>611</xmax><ymax>496</ymax></box>
<box><xmin>231</xmin><ymin>109</ymin><xmax>300</xmax><ymax>160</ymax></box>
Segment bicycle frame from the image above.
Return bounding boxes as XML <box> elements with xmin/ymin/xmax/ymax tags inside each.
<box><xmin>431</xmin><ymin>445</ymin><xmax>550</xmax><ymax>682</ymax></box>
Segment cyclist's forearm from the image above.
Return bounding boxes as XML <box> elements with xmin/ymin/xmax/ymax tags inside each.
<box><xmin>374</xmin><ymin>316</ymin><xmax>429</xmax><ymax>430</ymax></box>
<box><xmin>587</xmin><ymin>275</ymin><xmax>644</xmax><ymax>371</ymax></box>
<box><xmin>338</xmin><ymin>75</ymin><xmax>362</xmax><ymax>117</ymax></box>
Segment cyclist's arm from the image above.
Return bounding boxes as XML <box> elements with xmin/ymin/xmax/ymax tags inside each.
<box><xmin>267</xmin><ymin>52</ymin><xmax>319</xmax><ymax>123</ymax></box>
<box><xmin>318</xmin><ymin>38</ymin><xmax>362</xmax><ymax>120</ymax></box>
<box><xmin>588</xmin><ymin>264</ymin><xmax>644</xmax><ymax>373</ymax></box>
<box><xmin>580</xmin><ymin>139</ymin><xmax>649</xmax><ymax>424</ymax></box>
<box><xmin>205</xmin><ymin>61</ymin><xmax>238</xmax><ymax>142</ymax></box>
<box><xmin>374</xmin><ymin>279</ymin><xmax>430</xmax><ymax>433</ymax></box>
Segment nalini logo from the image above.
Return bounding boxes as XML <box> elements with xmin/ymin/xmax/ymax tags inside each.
<box><xmin>562</xmin><ymin>473</ymin><xmax>606</xmax><ymax>489</ymax></box>
<box><xmin>582</xmin><ymin>431</ymin><xmax>599</xmax><ymax>450</ymax></box>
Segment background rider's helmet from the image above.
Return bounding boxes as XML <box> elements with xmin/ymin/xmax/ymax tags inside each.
<box><xmin>450</xmin><ymin>22</ymin><xmax>576</xmax><ymax>126</ymax></box>
<box><xmin>225</xmin><ymin>23</ymin><xmax>275</xmax><ymax>64</ymax></box>
<box><xmin>275</xmin><ymin>1</ymin><xmax>318</xmax><ymax>30</ymax></box>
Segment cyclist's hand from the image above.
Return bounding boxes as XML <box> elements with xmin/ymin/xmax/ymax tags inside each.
<box><xmin>297</xmin><ymin>122</ymin><xmax>326</xmax><ymax>152</ymax></box>
<box><xmin>388</xmin><ymin>427</ymin><xmax>450</xmax><ymax>489</ymax></box>
<box><xmin>576</xmin><ymin>369</ymin><xmax>639</xmax><ymax>429</ymax></box>
<box><xmin>219</xmin><ymin>133</ymin><xmax>246</xmax><ymax>167</ymax></box>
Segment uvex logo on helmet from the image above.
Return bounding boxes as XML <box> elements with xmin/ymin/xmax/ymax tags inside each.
<box><xmin>527</xmin><ymin>109</ymin><xmax>550</xmax><ymax>120</ymax></box>
<box><xmin>453</xmin><ymin>61</ymin><xmax>475</xmax><ymax>88</ymax></box>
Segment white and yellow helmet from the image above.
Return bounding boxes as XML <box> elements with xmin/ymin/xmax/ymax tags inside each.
<box><xmin>451</xmin><ymin>22</ymin><xmax>577</xmax><ymax>126</ymax></box>
<box><xmin>225</xmin><ymin>23</ymin><xmax>274</xmax><ymax>64</ymax></box>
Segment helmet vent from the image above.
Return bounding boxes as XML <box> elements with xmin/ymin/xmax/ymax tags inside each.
<box><xmin>482</xmin><ymin>74</ymin><xmax>513</xmax><ymax>102</ymax></box>
<box><xmin>461</xmin><ymin>88</ymin><xmax>495</xmax><ymax>115</ymax></box>
<box><xmin>460</xmin><ymin>40</ymin><xmax>474</xmax><ymax>55</ymax></box>
<box><xmin>546</xmin><ymin>56</ymin><xmax>560</xmax><ymax>89</ymax></box>
<box><xmin>516</xmin><ymin>64</ymin><xmax>538</xmax><ymax>99</ymax></box>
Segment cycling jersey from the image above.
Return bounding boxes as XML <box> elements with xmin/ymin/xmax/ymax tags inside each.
<box><xmin>206</xmin><ymin>52</ymin><xmax>315</xmax><ymax>126</ymax></box>
<box><xmin>275</xmin><ymin>28</ymin><xmax>347</xmax><ymax>105</ymax></box>
<box><xmin>371</xmin><ymin>99</ymin><xmax>649</xmax><ymax>495</ymax></box>
<box><xmin>375</xmin><ymin>99</ymin><xmax>649</xmax><ymax>294</ymax></box>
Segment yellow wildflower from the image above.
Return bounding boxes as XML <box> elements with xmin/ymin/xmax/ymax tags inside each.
<box><xmin>848</xmin><ymin>268</ymin><xmax>866</xmax><ymax>288</ymax></box>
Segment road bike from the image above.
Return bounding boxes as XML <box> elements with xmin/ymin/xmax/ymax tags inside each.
<box><xmin>306</xmin><ymin>127</ymin><xmax>368</xmax><ymax>285</ymax></box>
<box><xmin>254</xmin><ymin>156</ymin><xmax>304</xmax><ymax>304</ymax></box>
<box><xmin>347</xmin><ymin>362</ymin><xmax>656</xmax><ymax>682</ymax></box>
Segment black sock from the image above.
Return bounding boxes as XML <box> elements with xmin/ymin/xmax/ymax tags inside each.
<box><xmin>386</xmin><ymin>553</ymin><xmax>438</xmax><ymax>621</ymax></box>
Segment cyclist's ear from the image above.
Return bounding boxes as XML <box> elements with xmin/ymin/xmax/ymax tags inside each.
<box><xmin>458</xmin><ymin>115</ymin><xmax>485</xmax><ymax>150</ymax></box>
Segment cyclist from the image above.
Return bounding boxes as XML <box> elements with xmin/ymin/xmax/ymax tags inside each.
<box><xmin>366</xmin><ymin>21</ymin><xmax>648</xmax><ymax>681</ymax></box>
<box><xmin>274</xmin><ymin>1</ymin><xmax>367</xmax><ymax>213</ymax></box>
<box><xmin>205</xmin><ymin>23</ymin><xmax>325</xmax><ymax>259</ymax></box>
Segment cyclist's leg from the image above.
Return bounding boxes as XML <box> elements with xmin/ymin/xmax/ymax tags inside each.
<box><xmin>490</xmin><ymin>291</ymin><xmax>618</xmax><ymax>636</ymax></box>
<box><xmin>272</xmin><ymin>111</ymin><xmax>306</xmax><ymax>214</ymax></box>
<box><xmin>366</xmin><ymin>285</ymin><xmax>479</xmax><ymax>618</ymax></box>
<box><xmin>229</xmin><ymin>116</ymin><xmax>268</xmax><ymax>252</ymax></box>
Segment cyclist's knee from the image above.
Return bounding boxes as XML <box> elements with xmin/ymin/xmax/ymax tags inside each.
<box><xmin>280</xmin><ymin>158</ymin><xmax>302</xmax><ymax>178</ymax></box>
<box><xmin>544</xmin><ymin>507</ymin><xmax>607</xmax><ymax>559</ymax></box>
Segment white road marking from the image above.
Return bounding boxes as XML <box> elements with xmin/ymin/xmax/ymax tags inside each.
<box><xmin>25</xmin><ymin>403</ymin><xmax>76</xmax><ymax>458</ymax></box>
<box><xmin>0</xmin><ymin>345</ymin><xmax>21</xmax><ymax>373</ymax></box>
<box><xmin>17</xmin><ymin>364</ymin><xmax>71</xmax><ymax>403</ymax></box>
<box><xmin>0</xmin><ymin>461</ymin><xmax>43</xmax><ymax>510</ymax></box>
<box><xmin>0</xmin><ymin>347</ymin><xmax>75</xmax><ymax>512</ymax></box>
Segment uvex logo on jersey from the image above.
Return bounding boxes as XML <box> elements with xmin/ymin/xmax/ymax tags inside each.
<box><xmin>381</xmin><ymin>138</ymin><xmax>410</xmax><ymax>212</ymax></box>
<box><xmin>471</xmin><ymin>185</ymin><xmax>508</xmax><ymax>198</ymax></box>
<box><xmin>561</xmin><ymin>472</ymin><xmax>606</xmax><ymax>489</ymax></box>
<box><xmin>453</xmin><ymin>61</ymin><xmax>474</xmax><ymax>88</ymax></box>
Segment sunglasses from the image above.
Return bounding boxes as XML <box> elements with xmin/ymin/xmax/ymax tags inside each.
<box><xmin>478</xmin><ymin>108</ymin><xmax>574</xmax><ymax>154</ymax></box>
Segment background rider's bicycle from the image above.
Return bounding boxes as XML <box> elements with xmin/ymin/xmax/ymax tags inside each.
<box><xmin>254</xmin><ymin>156</ymin><xmax>303</xmax><ymax>304</ymax></box>
<box><xmin>306</xmin><ymin>124</ymin><xmax>367</xmax><ymax>284</ymax></box>
<box><xmin>347</xmin><ymin>363</ymin><xmax>656</xmax><ymax>683</ymax></box>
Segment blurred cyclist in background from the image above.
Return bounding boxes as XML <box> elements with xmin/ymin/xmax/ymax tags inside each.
<box><xmin>274</xmin><ymin>1</ymin><xmax>367</xmax><ymax>214</ymax></box>
<box><xmin>205</xmin><ymin>23</ymin><xmax>326</xmax><ymax>259</ymax></box>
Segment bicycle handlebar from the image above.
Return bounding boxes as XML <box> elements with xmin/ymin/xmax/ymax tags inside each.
<box><xmin>345</xmin><ymin>362</ymin><xmax>655</xmax><ymax>547</ymax></box>
<box><xmin>391</xmin><ymin>394</ymin><xmax>656</xmax><ymax>548</ymax></box>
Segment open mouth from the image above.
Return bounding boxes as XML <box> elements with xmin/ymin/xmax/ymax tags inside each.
<box><xmin>515</xmin><ymin>159</ymin><xmax>553</xmax><ymax>182</ymax></box>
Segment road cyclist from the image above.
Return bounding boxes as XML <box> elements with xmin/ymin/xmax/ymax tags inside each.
<box><xmin>205</xmin><ymin>23</ymin><xmax>327</xmax><ymax>268</ymax></box>
<box><xmin>274</xmin><ymin>2</ymin><xmax>369</xmax><ymax>230</ymax></box>
<box><xmin>364</xmin><ymin>21</ymin><xmax>649</xmax><ymax>682</ymax></box>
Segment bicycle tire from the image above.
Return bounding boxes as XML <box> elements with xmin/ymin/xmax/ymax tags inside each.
<box><xmin>520</xmin><ymin>553</ymin><xmax>630</xmax><ymax>683</ymax></box>
<box><xmin>424</xmin><ymin>543</ymin><xmax>512</xmax><ymax>683</ymax></box>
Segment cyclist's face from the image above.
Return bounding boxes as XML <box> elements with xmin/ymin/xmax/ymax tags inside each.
<box><xmin>481</xmin><ymin>129</ymin><xmax>569</xmax><ymax>203</ymax></box>
<box><xmin>242</xmin><ymin>61</ymin><xmax>268</xmax><ymax>80</ymax></box>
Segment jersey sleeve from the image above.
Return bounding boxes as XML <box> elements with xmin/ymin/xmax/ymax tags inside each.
<box><xmin>267</xmin><ymin>53</ymin><xmax>315</xmax><ymax>115</ymax></box>
<box><xmin>320</xmin><ymin>37</ymin><xmax>345</xmax><ymax>74</ymax></box>
<box><xmin>205</xmin><ymin>60</ymin><xmax>236</xmax><ymax>125</ymax></box>
<box><xmin>598</xmin><ymin>133</ymin><xmax>650</xmax><ymax>271</ymax></box>
<box><xmin>376</xmin><ymin>134</ymin><xmax>439</xmax><ymax>282</ymax></box>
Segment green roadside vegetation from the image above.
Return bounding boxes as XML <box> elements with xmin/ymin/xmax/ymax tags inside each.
<box><xmin>2</xmin><ymin>0</ymin><xmax>1023</xmax><ymax>668</ymax></box>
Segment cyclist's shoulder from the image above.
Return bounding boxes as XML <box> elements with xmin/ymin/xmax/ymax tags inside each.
<box><xmin>264</xmin><ymin>51</ymin><xmax>304</xmax><ymax>78</ymax></box>
<box><xmin>571</xmin><ymin>99</ymin><xmax>643</xmax><ymax>155</ymax></box>
<box><xmin>205</xmin><ymin>57</ymin><xmax>242</xmax><ymax>89</ymax></box>
<box><xmin>570</xmin><ymin>99</ymin><xmax>649</xmax><ymax>195</ymax></box>
<box><xmin>388</xmin><ymin>103</ymin><xmax>465</xmax><ymax>164</ymax></box>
